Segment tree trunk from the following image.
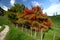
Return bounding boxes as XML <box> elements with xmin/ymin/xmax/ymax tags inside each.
<box><xmin>43</xmin><ymin>33</ymin><xmax>45</xmax><ymax>39</ymax></box>
<box><xmin>40</xmin><ymin>29</ymin><xmax>43</xmax><ymax>40</ymax></box>
<box><xmin>25</xmin><ymin>26</ymin><xmax>27</xmax><ymax>32</ymax></box>
<box><xmin>22</xmin><ymin>25</ymin><xmax>24</xmax><ymax>31</ymax></box>
<box><xmin>34</xmin><ymin>28</ymin><xmax>37</xmax><ymax>38</ymax></box>
<box><xmin>16</xmin><ymin>24</ymin><xmax>18</xmax><ymax>28</ymax></box>
<box><xmin>53</xmin><ymin>32</ymin><xmax>56</xmax><ymax>40</ymax></box>
<box><xmin>30</xmin><ymin>27</ymin><xmax>32</xmax><ymax>37</ymax></box>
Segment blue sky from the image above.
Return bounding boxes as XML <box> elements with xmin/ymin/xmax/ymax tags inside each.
<box><xmin>0</xmin><ymin>0</ymin><xmax>60</xmax><ymax>16</ymax></box>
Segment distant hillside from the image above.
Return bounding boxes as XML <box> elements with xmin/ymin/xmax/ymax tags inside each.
<box><xmin>49</xmin><ymin>15</ymin><xmax>60</xmax><ymax>28</ymax></box>
<box><xmin>49</xmin><ymin>15</ymin><xmax>60</xmax><ymax>22</ymax></box>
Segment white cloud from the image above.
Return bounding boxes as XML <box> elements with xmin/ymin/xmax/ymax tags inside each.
<box><xmin>43</xmin><ymin>0</ymin><xmax>60</xmax><ymax>16</ymax></box>
<box><xmin>2</xmin><ymin>6</ymin><xmax>8</xmax><ymax>11</ymax></box>
<box><xmin>10</xmin><ymin>0</ymin><xmax>15</xmax><ymax>6</ymax></box>
<box><xmin>31</xmin><ymin>1</ymin><xmax>41</xmax><ymax>6</ymax></box>
<box><xmin>0</xmin><ymin>3</ymin><xmax>8</xmax><ymax>11</ymax></box>
<box><xmin>49</xmin><ymin>0</ymin><xmax>60</xmax><ymax>3</ymax></box>
<box><xmin>43</xmin><ymin>3</ymin><xmax>60</xmax><ymax>16</ymax></box>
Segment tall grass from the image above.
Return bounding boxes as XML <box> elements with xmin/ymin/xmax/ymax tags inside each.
<box><xmin>5</xmin><ymin>24</ymin><xmax>36</xmax><ymax>40</ymax></box>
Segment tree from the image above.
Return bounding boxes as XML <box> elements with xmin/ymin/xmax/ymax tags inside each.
<box><xmin>7</xmin><ymin>3</ymin><xmax>25</xmax><ymax>27</ymax></box>
<box><xmin>20</xmin><ymin>6</ymin><xmax>53</xmax><ymax>40</ymax></box>
<box><xmin>8</xmin><ymin>4</ymin><xmax>25</xmax><ymax>13</ymax></box>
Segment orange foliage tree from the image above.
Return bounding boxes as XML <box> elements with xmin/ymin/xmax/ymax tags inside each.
<box><xmin>19</xmin><ymin>6</ymin><xmax>53</xmax><ymax>39</ymax></box>
<box><xmin>20</xmin><ymin>6</ymin><xmax>53</xmax><ymax>32</ymax></box>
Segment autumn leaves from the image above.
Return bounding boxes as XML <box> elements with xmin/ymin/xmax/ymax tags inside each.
<box><xmin>20</xmin><ymin>6</ymin><xmax>53</xmax><ymax>32</ymax></box>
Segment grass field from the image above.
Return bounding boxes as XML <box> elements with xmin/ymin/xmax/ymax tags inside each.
<box><xmin>0</xmin><ymin>15</ymin><xmax>60</xmax><ymax>40</ymax></box>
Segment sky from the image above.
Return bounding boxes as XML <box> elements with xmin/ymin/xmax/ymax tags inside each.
<box><xmin>0</xmin><ymin>0</ymin><xmax>60</xmax><ymax>16</ymax></box>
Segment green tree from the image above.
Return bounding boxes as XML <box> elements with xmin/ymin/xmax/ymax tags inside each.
<box><xmin>7</xmin><ymin>3</ymin><xmax>25</xmax><ymax>27</ymax></box>
<box><xmin>8</xmin><ymin>3</ymin><xmax>25</xmax><ymax>14</ymax></box>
